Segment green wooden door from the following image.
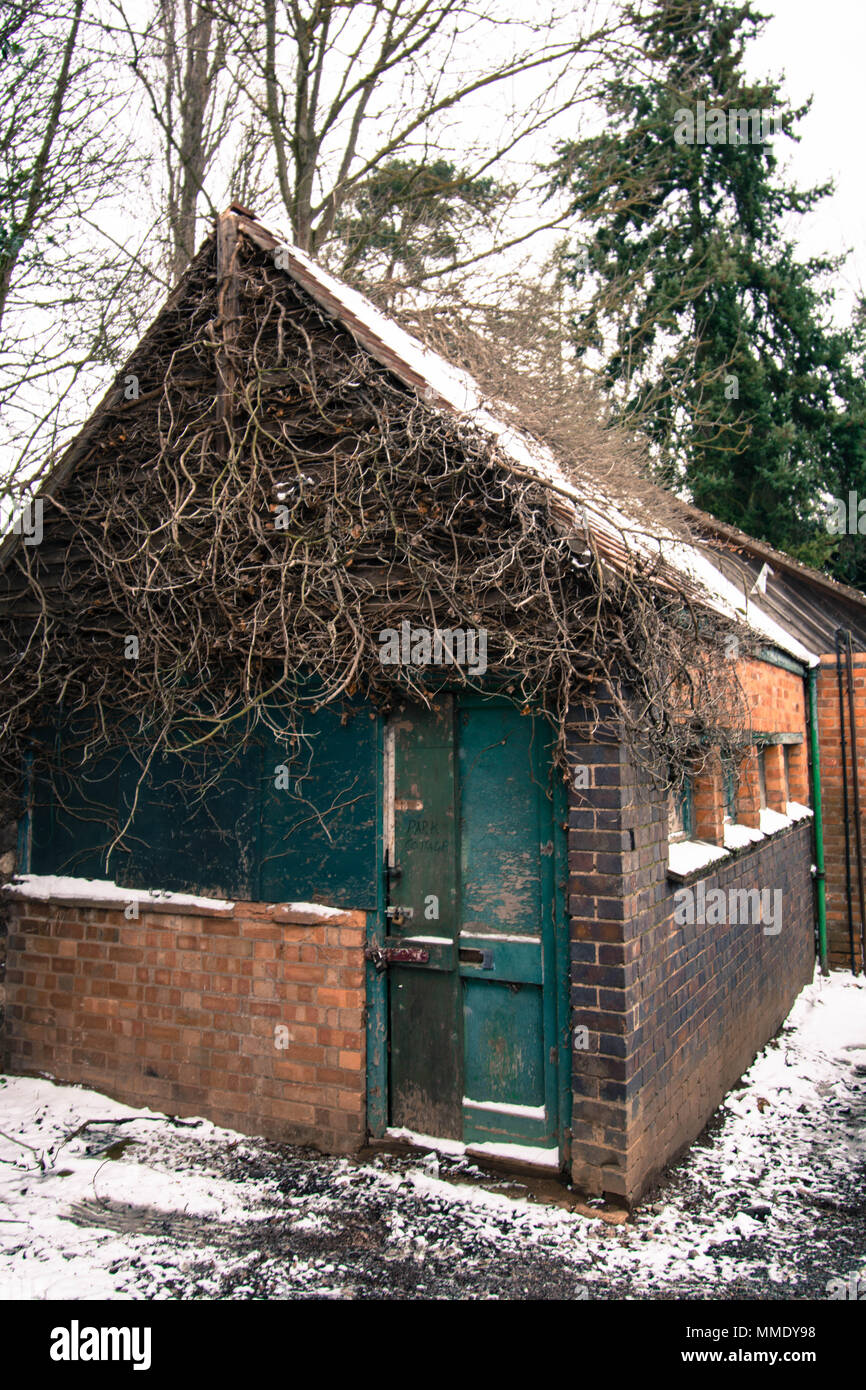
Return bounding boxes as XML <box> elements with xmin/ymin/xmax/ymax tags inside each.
<box><xmin>388</xmin><ymin>696</ymin><xmax>462</xmax><ymax>1137</ymax></box>
<box><xmin>385</xmin><ymin>694</ymin><xmax>562</xmax><ymax>1155</ymax></box>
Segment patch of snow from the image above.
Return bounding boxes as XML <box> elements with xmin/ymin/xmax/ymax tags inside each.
<box><xmin>668</xmin><ymin>839</ymin><xmax>729</xmax><ymax>876</ymax></box>
<box><xmin>759</xmin><ymin>807</ymin><xmax>794</xmax><ymax>834</ymax></box>
<box><xmin>786</xmin><ymin>801</ymin><xmax>814</xmax><ymax>821</ymax></box>
<box><xmin>383</xmin><ymin>1127</ymin><xmax>467</xmax><ymax>1157</ymax></box>
<box><xmin>1</xmin><ymin>874</ymin><xmax>234</xmax><ymax>911</ymax></box>
<box><xmin>723</xmin><ymin>821</ymin><xmax>765</xmax><ymax>850</ymax></box>
<box><xmin>733</xmin><ymin>1211</ymin><xmax>760</xmax><ymax>1239</ymax></box>
<box><xmin>465</xmin><ymin>1142</ymin><xmax>560</xmax><ymax>1169</ymax></box>
<box><xmin>2</xmin><ymin>968</ymin><xmax>864</xmax><ymax>1300</ymax></box>
<box><xmin>0</xmin><ymin>1078</ymin><xmax>279</xmax><ymax>1301</ymax></box>
<box><xmin>462</xmin><ymin>1098</ymin><xmax>547</xmax><ymax>1119</ymax></box>
<box><xmin>460</xmin><ymin>931</ymin><xmax>541</xmax><ymax>944</ymax></box>
<box><xmin>280</xmin><ymin>901</ymin><xmax>343</xmax><ymax>917</ymax></box>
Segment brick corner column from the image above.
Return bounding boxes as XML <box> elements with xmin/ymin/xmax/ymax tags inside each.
<box><xmin>566</xmin><ymin>699</ymin><xmax>659</xmax><ymax>1202</ymax></box>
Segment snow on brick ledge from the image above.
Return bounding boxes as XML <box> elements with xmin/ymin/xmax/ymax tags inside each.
<box><xmin>722</xmin><ymin>805</ymin><xmax>811</xmax><ymax>853</ymax></box>
<box><xmin>667</xmin><ymin>839</ymin><xmax>730</xmax><ymax>881</ymax></box>
<box><xmin>724</xmin><ymin>822</ymin><xmax>765</xmax><ymax>851</ymax></box>
<box><xmin>1</xmin><ymin>874</ymin><xmax>357</xmax><ymax>925</ymax></box>
<box><xmin>266</xmin><ymin>901</ymin><xmax>349</xmax><ymax>924</ymax></box>
<box><xmin>759</xmin><ymin>807</ymin><xmax>794</xmax><ymax>834</ymax></box>
<box><xmin>1</xmin><ymin>874</ymin><xmax>235</xmax><ymax>914</ymax></box>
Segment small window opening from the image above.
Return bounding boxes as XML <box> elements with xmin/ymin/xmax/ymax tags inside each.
<box><xmin>757</xmin><ymin>746</ymin><xmax>768</xmax><ymax>809</ymax></box>
<box><xmin>723</xmin><ymin>757</ymin><xmax>737</xmax><ymax>824</ymax></box>
<box><xmin>668</xmin><ymin>776</ymin><xmax>694</xmax><ymax>841</ymax></box>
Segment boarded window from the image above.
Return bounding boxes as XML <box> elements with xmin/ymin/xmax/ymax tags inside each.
<box><xmin>26</xmin><ymin>698</ymin><xmax>379</xmax><ymax>908</ymax></box>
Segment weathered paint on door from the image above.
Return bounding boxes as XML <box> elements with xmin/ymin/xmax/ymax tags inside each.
<box><xmin>388</xmin><ymin>696</ymin><xmax>462</xmax><ymax>1137</ymax></box>
<box><xmin>384</xmin><ymin>693</ymin><xmax>563</xmax><ymax>1154</ymax></box>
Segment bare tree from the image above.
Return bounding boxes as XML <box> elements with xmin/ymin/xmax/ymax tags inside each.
<box><xmin>109</xmin><ymin>0</ymin><xmax>248</xmax><ymax>284</ymax></box>
<box><xmin>90</xmin><ymin>1</ymin><xmax>626</xmax><ymax>297</ymax></box>
<box><xmin>206</xmin><ymin>0</ymin><xmax>621</xmax><ymax>275</ymax></box>
<box><xmin>0</xmin><ymin>0</ymin><xmax>87</xmax><ymax>332</ymax></box>
<box><xmin>0</xmin><ymin>0</ymin><xmax>152</xmax><ymax>503</ymax></box>
<box><xmin>0</xmin><ymin>0</ymin><xmax>627</xmax><ymax>509</ymax></box>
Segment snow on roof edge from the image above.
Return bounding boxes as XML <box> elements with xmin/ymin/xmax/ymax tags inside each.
<box><xmin>246</xmin><ymin>221</ymin><xmax>819</xmax><ymax>667</ymax></box>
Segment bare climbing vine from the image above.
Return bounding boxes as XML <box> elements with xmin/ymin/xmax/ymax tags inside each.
<box><xmin>0</xmin><ymin>226</ymin><xmax>755</xmax><ymax>832</ymax></box>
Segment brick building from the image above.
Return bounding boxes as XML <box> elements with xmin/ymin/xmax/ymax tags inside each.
<box><xmin>1</xmin><ymin>207</ymin><xmax>864</xmax><ymax>1203</ymax></box>
<box><xmin>690</xmin><ymin>521</ymin><xmax>866</xmax><ymax>974</ymax></box>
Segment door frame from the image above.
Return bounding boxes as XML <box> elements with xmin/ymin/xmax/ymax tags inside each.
<box><xmin>364</xmin><ymin>694</ymin><xmax>572</xmax><ymax>1170</ymax></box>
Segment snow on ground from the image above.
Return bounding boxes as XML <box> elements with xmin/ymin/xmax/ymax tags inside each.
<box><xmin>1</xmin><ymin>967</ymin><xmax>864</xmax><ymax>1301</ymax></box>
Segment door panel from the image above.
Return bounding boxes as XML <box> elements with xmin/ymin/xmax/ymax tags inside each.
<box><xmin>462</xmin><ymin>979</ymin><xmax>545</xmax><ymax>1108</ymax></box>
<box><xmin>458</xmin><ymin>704</ymin><xmax>544</xmax><ymax>936</ymax></box>
<box><xmin>457</xmin><ymin>698</ymin><xmax>557</xmax><ymax>1148</ymax></box>
<box><xmin>388</xmin><ymin>697</ymin><xmax>462</xmax><ymax>1138</ymax></box>
<box><xmin>385</xmin><ymin>694</ymin><xmax>560</xmax><ymax>1155</ymax></box>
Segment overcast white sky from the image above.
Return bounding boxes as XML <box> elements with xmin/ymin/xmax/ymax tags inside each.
<box><xmin>749</xmin><ymin>0</ymin><xmax>866</xmax><ymax>320</ymax></box>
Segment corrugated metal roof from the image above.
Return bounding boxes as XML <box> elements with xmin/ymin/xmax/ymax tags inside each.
<box><xmin>698</xmin><ymin>540</ymin><xmax>866</xmax><ymax>653</ymax></box>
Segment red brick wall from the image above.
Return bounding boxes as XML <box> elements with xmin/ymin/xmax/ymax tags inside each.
<box><xmin>735</xmin><ymin>659</ymin><xmax>810</xmax><ymax>816</ymax></box>
<box><xmin>682</xmin><ymin>661</ymin><xmax>810</xmax><ymax>841</ymax></box>
<box><xmin>816</xmin><ymin>653</ymin><xmax>866</xmax><ymax>971</ymax></box>
<box><xmin>736</xmin><ymin>658</ymin><xmax>807</xmax><ymax>741</ymax></box>
<box><xmin>2</xmin><ymin>896</ymin><xmax>367</xmax><ymax>1152</ymax></box>
<box><xmin>567</xmin><ymin>664</ymin><xmax>815</xmax><ymax>1205</ymax></box>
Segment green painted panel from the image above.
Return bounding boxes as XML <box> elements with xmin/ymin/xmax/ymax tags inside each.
<box><xmin>27</xmin><ymin>696</ymin><xmax>379</xmax><ymax>907</ymax></box>
<box><xmin>462</xmin><ymin>977</ymin><xmax>545</xmax><ymax>1106</ymax></box>
<box><xmin>457</xmin><ymin>935</ymin><xmax>543</xmax><ymax>985</ymax></box>
<box><xmin>365</xmin><ymin>716</ymin><xmax>389</xmax><ymax>1139</ymax></box>
<box><xmin>29</xmin><ymin>745</ymin><xmax>124</xmax><ymax>880</ymax></box>
<box><xmin>388</xmin><ymin>697</ymin><xmax>462</xmax><ymax>1139</ymax></box>
<box><xmin>457</xmin><ymin>697</ymin><xmax>558</xmax><ymax>1150</ymax></box>
<box><xmin>389</xmin><ymin>965</ymin><xmax>462</xmax><ymax>1137</ymax></box>
<box><xmin>462</xmin><ymin>1104</ymin><xmax>552</xmax><ymax>1146</ymax></box>
<box><xmin>458</xmin><ymin>703</ymin><xmax>545</xmax><ymax>936</ymax></box>
<box><xmin>113</xmin><ymin>743</ymin><xmax>261</xmax><ymax>899</ymax></box>
<box><xmin>381</xmin><ymin>694</ymin><xmax>563</xmax><ymax>1156</ymax></box>
<box><xmin>390</xmin><ymin>697</ymin><xmax>458</xmax><ymax>937</ymax></box>
<box><xmin>258</xmin><ymin>701</ymin><xmax>378</xmax><ymax>907</ymax></box>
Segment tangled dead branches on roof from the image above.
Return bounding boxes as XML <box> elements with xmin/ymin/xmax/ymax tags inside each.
<box><xmin>0</xmin><ymin>227</ymin><xmax>753</xmax><ymax>813</ymax></box>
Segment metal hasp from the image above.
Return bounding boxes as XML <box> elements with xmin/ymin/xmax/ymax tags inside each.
<box><xmin>364</xmin><ymin>944</ymin><xmax>430</xmax><ymax>972</ymax></box>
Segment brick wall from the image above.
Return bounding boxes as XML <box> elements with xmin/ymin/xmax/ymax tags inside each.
<box><xmin>2</xmin><ymin>895</ymin><xmax>367</xmax><ymax>1152</ymax></box>
<box><xmin>567</xmin><ymin>669</ymin><xmax>815</xmax><ymax>1204</ymax></box>
<box><xmin>734</xmin><ymin>659</ymin><xmax>810</xmax><ymax>818</ymax></box>
<box><xmin>816</xmin><ymin>653</ymin><xmax>866</xmax><ymax>971</ymax></box>
<box><xmin>669</xmin><ymin>660</ymin><xmax>810</xmax><ymax>843</ymax></box>
<box><xmin>736</xmin><ymin>658</ymin><xmax>807</xmax><ymax>741</ymax></box>
<box><xmin>0</xmin><ymin>798</ymin><xmax>19</xmax><ymax>1032</ymax></box>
